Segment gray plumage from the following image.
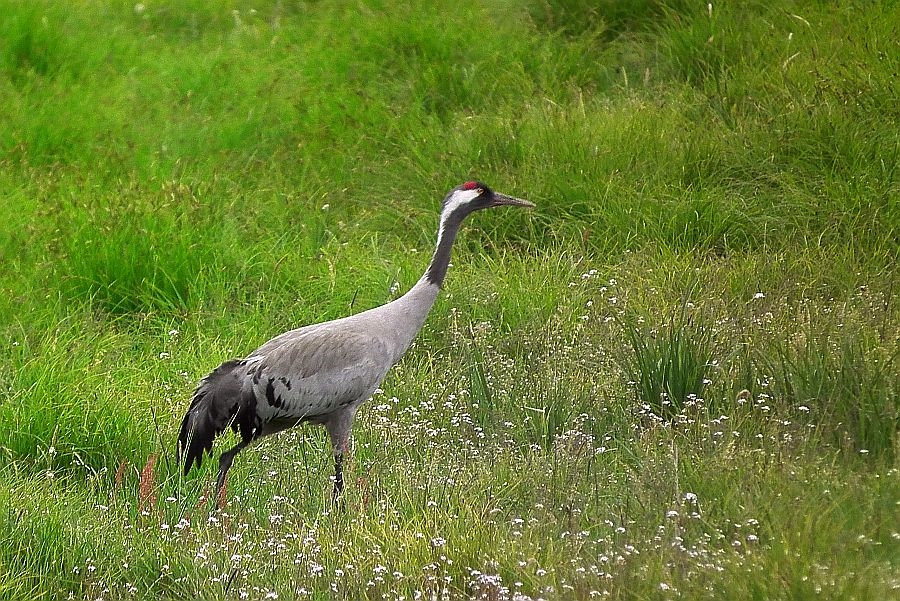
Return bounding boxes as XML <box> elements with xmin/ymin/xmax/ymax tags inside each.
<box><xmin>177</xmin><ymin>181</ymin><xmax>533</xmax><ymax>499</ymax></box>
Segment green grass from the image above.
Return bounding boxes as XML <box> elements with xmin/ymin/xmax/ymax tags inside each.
<box><xmin>616</xmin><ymin>293</ymin><xmax>716</xmax><ymax>420</ymax></box>
<box><xmin>1</xmin><ymin>0</ymin><xmax>898</xmax><ymax>598</ymax></box>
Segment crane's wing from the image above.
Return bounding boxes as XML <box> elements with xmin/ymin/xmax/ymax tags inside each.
<box><xmin>246</xmin><ymin>325</ymin><xmax>394</xmax><ymax>422</ymax></box>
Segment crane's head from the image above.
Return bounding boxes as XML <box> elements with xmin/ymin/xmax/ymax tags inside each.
<box><xmin>441</xmin><ymin>181</ymin><xmax>535</xmax><ymax>221</ymax></box>
<box><xmin>426</xmin><ymin>181</ymin><xmax>534</xmax><ymax>286</ymax></box>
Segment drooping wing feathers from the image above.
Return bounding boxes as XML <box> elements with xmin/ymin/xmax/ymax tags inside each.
<box><xmin>177</xmin><ymin>358</ymin><xmax>248</xmax><ymax>475</ymax></box>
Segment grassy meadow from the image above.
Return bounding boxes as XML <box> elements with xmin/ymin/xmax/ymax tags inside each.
<box><xmin>1</xmin><ymin>0</ymin><xmax>899</xmax><ymax>598</ymax></box>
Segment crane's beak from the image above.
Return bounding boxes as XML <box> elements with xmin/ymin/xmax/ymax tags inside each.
<box><xmin>491</xmin><ymin>192</ymin><xmax>535</xmax><ymax>208</ymax></box>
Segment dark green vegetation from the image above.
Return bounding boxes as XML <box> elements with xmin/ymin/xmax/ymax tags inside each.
<box><xmin>1</xmin><ymin>0</ymin><xmax>898</xmax><ymax>599</ymax></box>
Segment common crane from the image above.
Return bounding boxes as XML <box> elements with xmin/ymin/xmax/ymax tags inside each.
<box><xmin>178</xmin><ymin>181</ymin><xmax>533</xmax><ymax>500</ymax></box>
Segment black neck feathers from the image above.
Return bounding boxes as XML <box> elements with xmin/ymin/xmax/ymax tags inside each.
<box><xmin>424</xmin><ymin>210</ymin><xmax>465</xmax><ymax>287</ymax></box>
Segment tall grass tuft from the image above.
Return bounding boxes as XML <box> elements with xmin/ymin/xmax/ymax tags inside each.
<box><xmin>758</xmin><ymin>311</ymin><xmax>899</xmax><ymax>456</ymax></box>
<box><xmin>0</xmin><ymin>312</ymin><xmax>159</xmax><ymax>473</ymax></box>
<box><xmin>63</xmin><ymin>214</ymin><xmax>200</xmax><ymax>314</ymax></box>
<box><xmin>616</xmin><ymin>298</ymin><xmax>715</xmax><ymax>420</ymax></box>
<box><xmin>58</xmin><ymin>182</ymin><xmax>243</xmax><ymax>315</ymax></box>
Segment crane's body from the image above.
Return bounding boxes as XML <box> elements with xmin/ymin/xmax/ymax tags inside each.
<box><xmin>178</xmin><ymin>182</ymin><xmax>533</xmax><ymax>499</ymax></box>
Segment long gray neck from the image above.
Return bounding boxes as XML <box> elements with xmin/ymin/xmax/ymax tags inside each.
<box><xmin>372</xmin><ymin>210</ymin><xmax>466</xmax><ymax>363</ymax></box>
<box><xmin>424</xmin><ymin>212</ymin><xmax>464</xmax><ymax>287</ymax></box>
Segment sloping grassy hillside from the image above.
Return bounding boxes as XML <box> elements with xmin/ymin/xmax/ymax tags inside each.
<box><xmin>1</xmin><ymin>0</ymin><xmax>898</xmax><ymax>599</ymax></box>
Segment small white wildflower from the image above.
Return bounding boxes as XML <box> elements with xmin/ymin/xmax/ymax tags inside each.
<box><xmin>753</xmin><ymin>292</ymin><xmax>765</xmax><ymax>299</ymax></box>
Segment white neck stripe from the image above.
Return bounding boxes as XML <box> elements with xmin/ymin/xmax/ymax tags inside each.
<box><xmin>437</xmin><ymin>188</ymin><xmax>479</xmax><ymax>240</ymax></box>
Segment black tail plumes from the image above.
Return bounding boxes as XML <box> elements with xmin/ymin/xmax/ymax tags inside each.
<box><xmin>177</xmin><ymin>359</ymin><xmax>250</xmax><ymax>475</ymax></box>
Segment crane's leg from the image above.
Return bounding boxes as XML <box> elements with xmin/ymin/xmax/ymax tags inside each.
<box><xmin>325</xmin><ymin>406</ymin><xmax>358</xmax><ymax>503</ymax></box>
<box><xmin>332</xmin><ymin>450</ymin><xmax>345</xmax><ymax>502</ymax></box>
<box><xmin>216</xmin><ymin>439</ymin><xmax>250</xmax><ymax>501</ymax></box>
